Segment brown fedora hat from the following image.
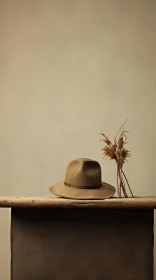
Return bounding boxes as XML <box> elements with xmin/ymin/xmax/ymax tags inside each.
<box><xmin>49</xmin><ymin>158</ymin><xmax>116</xmax><ymax>199</ymax></box>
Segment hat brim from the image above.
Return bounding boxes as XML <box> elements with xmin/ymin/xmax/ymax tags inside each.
<box><xmin>49</xmin><ymin>181</ymin><xmax>116</xmax><ymax>200</ymax></box>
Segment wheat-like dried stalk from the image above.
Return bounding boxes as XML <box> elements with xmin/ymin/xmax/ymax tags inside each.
<box><xmin>100</xmin><ymin>120</ymin><xmax>134</xmax><ymax>198</ymax></box>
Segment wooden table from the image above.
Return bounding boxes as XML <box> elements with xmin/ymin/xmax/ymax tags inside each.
<box><xmin>0</xmin><ymin>196</ymin><xmax>156</xmax><ymax>280</ymax></box>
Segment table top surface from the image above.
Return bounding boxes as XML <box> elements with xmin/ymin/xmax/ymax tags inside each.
<box><xmin>0</xmin><ymin>196</ymin><xmax>156</xmax><ymax>208</ymax></box>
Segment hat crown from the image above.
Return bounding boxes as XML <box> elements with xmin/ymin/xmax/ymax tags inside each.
<box><xmin>65</xmin><ymin>158</ymin><xmax>102</xmax><ymax>188</ymax></box>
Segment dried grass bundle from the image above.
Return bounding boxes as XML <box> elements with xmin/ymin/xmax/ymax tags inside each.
<box><xmin>100</xmin><ymin>120</ymin><xmax>134</xmax><ymax>198</ymax></box>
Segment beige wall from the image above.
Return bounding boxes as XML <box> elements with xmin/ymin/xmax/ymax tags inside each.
<box><xmin>0</xmin><ymin>0</ymin><xmax>156</xmax><ymax>279</ymax></box>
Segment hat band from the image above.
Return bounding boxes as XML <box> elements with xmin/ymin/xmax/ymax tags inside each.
<box><xmin>64</xmin><ymin>182</ymin><xmax>101</xmax><ymax>189</ymax></box>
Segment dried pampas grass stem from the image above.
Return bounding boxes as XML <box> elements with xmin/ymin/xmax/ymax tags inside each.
<box><xmin>100</xmin><ymin>120</ymin><xmax>134</xmax><ymax>198</ymax></box>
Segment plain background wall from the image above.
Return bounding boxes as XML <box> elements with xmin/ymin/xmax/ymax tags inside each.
<box><xmin>0</xmin><ymin>0</ymin><xmax>156</xmax><ymax>279</ymax></box>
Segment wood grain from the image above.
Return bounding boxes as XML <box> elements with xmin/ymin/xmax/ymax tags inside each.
<box><xmin>0</xmin><ymin>196</ymin><xmax>156</xmax><ymax>208</ymax></box>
